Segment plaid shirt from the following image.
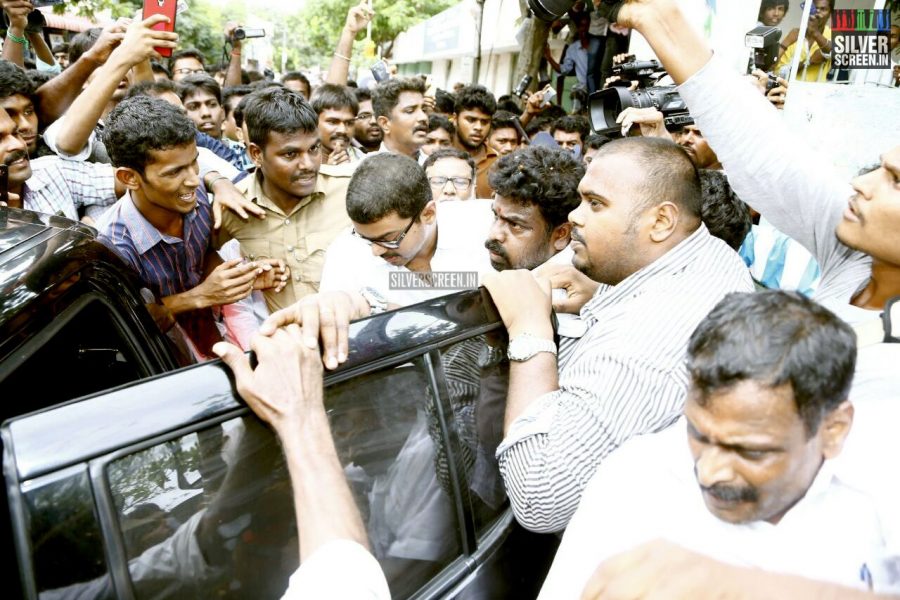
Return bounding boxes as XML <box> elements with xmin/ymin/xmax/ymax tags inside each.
<box><xmin>96</xmin><ymin>189</ymin><xmax>221</xmax><ymax>355</ymax></box>
<box><xmin>25</xmin><ymin>156</ymin><xmax>117</xmax><ymax>221</ymax></box>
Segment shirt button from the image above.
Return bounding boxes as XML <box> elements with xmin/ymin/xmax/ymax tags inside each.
<box><xmin>295</xmin><ymin>274</ymin><xmax>302</xmax><ymax>282</ymax></box>
<box><xmin>284</xmin><ymin>219</ymin><xmax>291</xmax><ymax>225</ymax></box>
<box><xmin>287</xmin><ymin>245</ymin><xmax>294</xmax><ymax>252</ymax></box>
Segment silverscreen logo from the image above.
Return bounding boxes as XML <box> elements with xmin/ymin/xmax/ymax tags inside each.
<box><xmin>389</xmin><ymin>271</ymin><xmax>479</xmax><ymax>290</ymax></box>
<box><xmin>832</xmin><ymin>9</ymin><xmax>891</xmax><ymax>69</ymax></box>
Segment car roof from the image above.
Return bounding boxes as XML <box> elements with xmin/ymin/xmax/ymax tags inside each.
<box><xmin>0</xmin><ymin>207</ymin><xmax>100</xmax><ymax>330</ymax></box>
<box><xmin>4</xmin><ymin>288</ymin><xmax>504</xmax><ymax>481</ymax></box>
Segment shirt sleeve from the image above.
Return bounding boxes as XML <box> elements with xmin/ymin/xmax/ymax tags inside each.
<box><xmin>41</xmin><ymin>117</ymin><xmax>95</xmax><ymax>162</ymax></box>
<box><xmin>677</xmin><ymin>55</ymin><xmax>854</xmax><ymax>268</ymax></box>
<box><xmin>199</xmin><ymin>147</ymin><xmax>240</xmax><ymax>181</ymax></box>
<box><xmin>281</xmin><ymin>540</ymin><xmax>389</xmax><ymax>600</ymax></box>
<box><xmin>55</xmin><ymin>160</ymin><xmax>118</xmax><ymax>209</ymax></box>
<box><xmin>497</xmin><ymin>355</ymin><xmax>683</xmax><ymax>533</ymax></box>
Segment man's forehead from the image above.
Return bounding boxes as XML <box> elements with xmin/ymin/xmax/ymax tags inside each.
<box><xmin>175</xmin><ymin>57</ymin><xmax>203</xmax><ymax>68</ymax></box>
<box><xmin>426</xmin><ymin>129</ymin><xmax>451</xmax><ymax>140</ymax></box>
<box><xmin>492</xmin><ymin>127</ymin><xmax>518</xmax><ymax>139</ymax></box>
<box><xmin>320</xmin><ymin>106</ymin><xmax>356</xmax><ymax>120</ymax></box>
<box><xmin>148</xmin><ymin>143</ymin><xmax>199</xmax><ymax>169</ymax></box>
<box><xmin>494</xmin><ymin>195</ymin><xmax>539</xmax><ymax>221</ymax></box>
<box><xmin>267</xmin><ymin>129</ymin><xmax>319</xmax><ymax>150</ymax></box>
<box><xmin>184</xmin><ymin>89</ymin><xmax>217</xmax><ymax>104</ymax></box>
<box><xmin>0</xmin><ymin>94</ymin><xmax>33</xmax><ymax>110</ymax></box>
<box><xmin>427</xmin><ymin>157</ymin><xmax>471</xmax><ymax>176</ymax></box>
<box><xmin>685</xmin><ymin>381</ymin><xmax>803</xmax><ymax>441</ymax></box>
<box><xmin>459</xmin><ymin>108</ymin><xmax>491</xmax><ymax>120</ymax></box>
<box><xmin>395</xmin><ymin>92</ymin><xmax>423</xmax><ymax>109</ymax></box>
<box><xmin>358</xmin><ymin>99</ymin><xmax>373</xmax><ymax>111</ymax></box>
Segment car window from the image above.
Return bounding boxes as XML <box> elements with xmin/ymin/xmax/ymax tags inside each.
<box><xmin>0</xmin><ymin>296</ymin><xmax>148</xmax><ymax>413</ymax></box>
<box><xmin>24</xmin><ymin>466</ymin><xmax>113</xmax><ymax>597</ymax></box>
<box><xmin>438</xmin><ymin>334</ymin><xmax>510</xmax><ymax>537</ymax></box>
<box><xmin>104</xmin><ymin>359</ymin><xmax>464</xmax><ymax>600</ymax></box>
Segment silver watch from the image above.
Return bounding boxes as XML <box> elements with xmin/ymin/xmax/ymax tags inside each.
<box><xmin>360</xmin><ymin>287</ymin><xmax>387</xmax><ymax>315</ymax></box>
<box><xmin>507</xmin><ymin>333</ymin><xmax>557</xmax><ymax>362</ymax></box>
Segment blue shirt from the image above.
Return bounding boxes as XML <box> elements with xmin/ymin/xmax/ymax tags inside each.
<box><xmin>96</xmin><ymin>189</ymin><xmax>221</xmax><ymax>355</ymax></box>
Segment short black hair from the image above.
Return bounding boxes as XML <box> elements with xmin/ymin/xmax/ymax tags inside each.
<box><xmin>372</xmin><ymin>77</ymin><xmax>426</xmax><ymax>119</ymax></box>
<box><xmin>68</xmin><ymin>27</ymin><xmax>101</xmax><ymax>64</ymax></box>
<box><xmin>354</xmin><ymin>87</ymin><xmax>372</xmax><ymax>103</ymax></box>
<box><xmin>552</xmin><ymin>115</ymin><xmax>590</xmax><ymax>143</ymax></box>
<box><xmin>758</xmin><ymin>0</ymin><xmax>790</xmax><ymax>20</ymax></box>
<box><xmin>698</xmin><ymin>170</ymin><xmax>751</xmax><ymax>251</ymax></box>
<box><xmin>0</xmin><ymin>60</ymin><xmax>35</xmax><ymax>101</ymax></box>
<box><xmin>103</xmin><ymin>96</ymin><xmax>197</xmax><ymax>174</ymax></box>
<box><xmin>177</xmin><ymin>74</ymin><xmax>222</xmax><ymax>104</ymax></box>
<box><xmin>495</xmin><ymin>94</ymin><xmax>521</xmax><ymax>114</ymax></box>
<box><xmin>542</xmin><ymin>104</ymin><xmax>567</xmax><ymax>121</ymax></box>
<box><xmin>434</xmin><ymin>89</ymin><xmax>456</xmax><ymax>114</ymax></box>
<box><xmin>282</xmin><ymin>71</ymin><xmax>310</xmax><ymax>87</ymax></box>
<box><xmin>347</xmin><ymin>153</ymin><xmax>431</xmax><ymax>223</ymax></box>
<box><xmin>310</xmin><ymin>83</ymin><xmax>359</xmax><ymax>115</ymax></box>
<box><xmin>595</xmin><ymin>137</ymin><xmax>702</xmax><ymax>219</ymax></box>
<box><xmin>150</xmin><ymin>61</ymin><xmax>171</xmax><ymax>78</ymax></box>
<box><xmin>125</xmin><ymin>79</ymin><xmax>178</xmax><ymax>101</ymax></box>
<box><xmin>170</xmin><ymin>48</ymin><xmax>206</xmax><ymax>71</ymax></box>
<box><xmin>688</xmin><ymin>291</ymin><xmax>856</xmax><ymax>436</ymax></box>
<box><xmin>524</xmin><ymin>114</ymin><xmax>556</xmax><ymax>136</ymax></box>
<box><xmin>240</xmin><ymin>87</ymin><xmax>318</xmax><ymax>148</ymax></box>
<box><xmin>222</xmin><ymin>84</ymin><xmax>253</xmax><ymax>116</ymax></box>
<box><xmin>52</xmin><ymin>42</ymin><xmax>69</xmax><ymax>55</ymax></box>
<box><xmin>454</xmin><ymin>84</ymin><xmax>497</xmax><ymax>116</ymax></box>
<box><xmin>489</xmin><ymin>146</ymin><xmax>584</xmax><ymax>229</ymax></box>
<box><xmin>491</xmin><ymin>110</ymin><xmax>521</xmax><ymax>140</ymax></box>
<box><xmin>584</xmin><ymin>133</ymin><xmax>611</xmax><ymax>151</ymax></box>
<box><xmin>427</xmin><ymin>113</ymin><xmax>455</xmax><ymax>137</ymax></box>
<box><xmin>423</xmin><ymin>147</ymin><xmax>476</xmax><ymax>178</ymax></box>
<box><xmin>27</xmin><ymin>69</ymin><xmax>55</xmax><ymax>89</ymax></box>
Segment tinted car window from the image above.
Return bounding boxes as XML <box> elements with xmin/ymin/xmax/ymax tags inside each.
<box><xmin>25</xmin><ymin>466</ymin><xmax>112</xmax><ymax>597</ymax></box>
<box><xmin>104</xmin><ymin>359</ymin><xmax>463</xmax><ymax>600</ymax></box>
<box><xmin>438</xmin><ymin>335</ymin><xmax>510</xmax><ymax>537</ymax></box>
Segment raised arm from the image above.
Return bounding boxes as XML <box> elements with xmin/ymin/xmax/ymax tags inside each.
<box><xmin>1</xmin><ymin>0</ymin><xmax>33</xmax><ymax>67</ymax></box>
<box><xmin>222</xmin><ymin>22</ymin><xmax>243</xmax><ymax>88</ymax></box>
<box><xmin>52</xmin><ymin>15</ymin><xmax>177</xmax><ymax>157</ymax></box>
<box><xmin>32</xmin><ymin>20</ymin><xmax>129</xmax><ymax>127</ymax></box>
<box><xmin>324</xmin><ymin>0</ymin><xmax>374</xmax><ymax>86</ymax></box>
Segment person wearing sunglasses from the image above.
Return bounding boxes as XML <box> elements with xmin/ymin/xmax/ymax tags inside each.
<box><xmin>319</xmin><ymin>152</ymin><xmax>493</xmax><ymax>308</ymax></box>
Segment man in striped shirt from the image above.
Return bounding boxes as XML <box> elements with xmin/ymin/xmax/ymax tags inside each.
<box><xmin>96</xmin><ymin>96</ymin><xmax>286</xmax><ymax>359</ymax></box>
<box><xmin>481</xmin><ymin>137</ymin><xmax>753</xmax><ymax>533</ymax></box>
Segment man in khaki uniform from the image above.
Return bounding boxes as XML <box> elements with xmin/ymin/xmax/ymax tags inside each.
<box><xmin>215</xmin><ymin>87</ymin><xmax>353</xmax><ymax>312</ymax></box>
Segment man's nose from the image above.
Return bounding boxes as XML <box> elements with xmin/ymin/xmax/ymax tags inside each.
<box><xmin>695</xmin><ymin>447</ymin><xmax>735</xmax><ymax>489</ymax></box>
<box><xmin>488</xmin><ymin>219</ymin><xmax>505</xmax><ymax>242</ymax></box>
<box><xmin>370</xmin><ymin>243</ymin><xmax>388</xmax><ymax>257</ymax></box>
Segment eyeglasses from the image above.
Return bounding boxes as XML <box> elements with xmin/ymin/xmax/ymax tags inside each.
<box><xmin>352</xmin><ymin>212</ymin><xmax>419</xmax><ymax>249</ymax></box>
<box><xmin>173</xmin><ymin>68</ymin><xmax>206</xmax><ymax>76</ymax></box>
<box><xmin>356</xmin><ymin>112</ymin><xmax>376</xmax><ymax>122</ymax></box>
<box><xmin>428</xmin><ymin>176</ymin><xmax>472</xmax><ymax>190</ymax></box>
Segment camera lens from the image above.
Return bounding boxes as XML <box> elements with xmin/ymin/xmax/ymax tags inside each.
<box><xmin>589</xmin><ymin>87</ymin><xmax>634</xmax><ymax>134</ymax></box>
<box><xmin>232</xmin><ymin>28</ymin><xmax>246</xmax><ymax>41</ymax></box>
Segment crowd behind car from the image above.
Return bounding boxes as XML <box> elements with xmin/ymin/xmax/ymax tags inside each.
<box><xmin>0</xmin><ymin>0</ymin><xmax>898</xmax><ymax>597</ymax></box>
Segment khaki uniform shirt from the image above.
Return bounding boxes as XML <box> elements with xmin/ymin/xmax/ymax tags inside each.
<box><xmin>215</xmin><ymin>165</ymin><xmax>353</xmax><ymax>312</ymax></box>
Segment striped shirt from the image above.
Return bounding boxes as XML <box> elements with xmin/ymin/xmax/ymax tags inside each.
<box><xmin>25</xmin><ymin>156</ymin><xmax>117</xmax><ymax>221</ymax></box>
<box><xmin>96</xmin><ymin>190</ymin><xmax>220</xmax><ymax>355</ymax></box>
<box><xmin>497</xmin><ymin>224</ymin><xmax>754</xmax><ymax>533</ymax></box>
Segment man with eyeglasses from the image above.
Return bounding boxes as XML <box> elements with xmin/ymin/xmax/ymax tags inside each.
<box><xmin>423</xmin><ymin>148</ymin><xmax>476</xmax><ymax>202</ymax></box>
<box><xmin>319</xmin><ymin>152</ymin><xmax>492</xmax><ymax>307</ymax></box>
<box><xmin>169</xmin><ymin>49</ymin><xmax>207</xmax><ymax>82</ymax></box>
<box><xmin>352</xmin><ymin>88</ymin><xmax>382</xmax><ymax>154</ymax></box>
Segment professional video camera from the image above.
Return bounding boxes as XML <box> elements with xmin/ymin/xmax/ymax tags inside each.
<box><xmin>529</xmin><ymin>0</ymin><xmax>624</xmax><ymax>22</ymax></box>
<box><xmin>611</xmin><ymin>56</ymin><xmax>667</xmax><ymax>88</ymax></box>
<box><xmin>589</xmin><ymin>85</ymin><xmax>693</xmax><ymax>136</ymax></box>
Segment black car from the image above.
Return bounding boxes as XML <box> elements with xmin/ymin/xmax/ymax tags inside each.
<box><xmin>0</xmin><ymin>207</ymin><xmax>558</xmax><ymax>599</ymax></box>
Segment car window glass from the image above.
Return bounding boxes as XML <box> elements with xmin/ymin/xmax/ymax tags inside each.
<box><xmin>106</xmin><ymin>359</ymin><xmax>463</xmax><ymax>600</ymax></box>
<box><xmin>0</xmin><ymin>297</ymin><xmax>146</xmax><ymax>413</ymax></box>
<box><xmin>24</xmin><ymin>466</ymin><xmax>113</xmax><ymax>597</ymax></box>
<box><xmin>438</xmin><ymin>335</ymin><xmax>510</xmax><ymax>537</ymax></box>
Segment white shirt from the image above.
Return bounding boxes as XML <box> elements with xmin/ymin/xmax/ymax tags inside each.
<box><xmin>539</xmin><ymin>421</ymin><xmax>900</xmax><ymax>599</ymax></box>
<box><xmin>320</xmin><ymin>200</ymin><xmax>493</xmax><ymax>307</ymax></box>
<box><xmin>282</xmin><ymin>540</ymin><xmax>389</xmax><ymax>600</ymax></box>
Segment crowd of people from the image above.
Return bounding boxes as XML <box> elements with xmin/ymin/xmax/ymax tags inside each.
<box><xmin>1</xmin><ymin>0</ymin><xmax>898</xmax><ymax>597</ymax></box>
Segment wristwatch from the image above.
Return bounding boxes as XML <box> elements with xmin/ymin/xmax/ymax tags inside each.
<box><xmin>507</xmin><ymin>333</ymin><xmax>557</xmax><ymax>362</ymax></box>
<box><xmin>360</xmin><ymin>286</ymin><xmax>387</xmax><ymax>315</ymax></box>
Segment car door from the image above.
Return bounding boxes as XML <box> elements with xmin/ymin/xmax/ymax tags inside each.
<box><xmin>4</xmin><ymin>290</ymin><xmax>519</xmax><ymax>600</ymax></box>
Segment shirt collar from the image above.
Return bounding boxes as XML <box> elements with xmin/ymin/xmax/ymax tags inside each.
<box><xmin>120</xmin><ymin>191</ymin><xmax>188</xmax><ymax>255</ymax></box>
<box><xmin>581</xmin><ymin>224</ymin><xmax>714</xmax><ymax>323</ymax></box>
<box><xmin>379</xmin><ymin>140</ymin><xmax>421</xmax><ymax>161</ymax></box>
<box><xmin>243</xmin><ymin>169</ymin><xmax>325</xmax><ymax>217</ymax></box>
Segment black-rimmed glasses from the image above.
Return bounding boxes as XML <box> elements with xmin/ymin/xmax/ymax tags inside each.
<box><xmin>352</xmin><ymin>212</ymin><xmax>420</xmax><ymax>249</ymax></box>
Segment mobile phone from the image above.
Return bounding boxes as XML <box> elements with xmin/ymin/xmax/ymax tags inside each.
<box><xmin>371</xmin><ymin>60</ymin><xmax>390</xmax><ymax>83</ymax></box>
<box><xmin>541</xmin><ymin>85</ymin><xmax>557</xmax><ymax>107</ymax></box>
<box><xmin>0</xmin><ymin>164</ymin><xmax>8</xmax><ymax>206</ymax></box>
<box><xmin>143</xmin><ymin>0</ymin><xmax>178</xmax><ymax>58</ymax></box>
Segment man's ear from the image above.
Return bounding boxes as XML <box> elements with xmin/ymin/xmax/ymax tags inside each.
<box><xmin>377</xmin><ymin>116</ymin><xmax>391</xmax><ymax>137</ymax></box>
<box><xmin>421</xmin><ymin>200</ymin><xmax>437</xmax><ymax>225</ymax></box>
<box><xmin>115</xmin><ymin>167</ymin><xmax>142</xmax><ymax>192</ymax></box>
<box><xmin>247</xmin><ymin>142</ymin><xmax>263</xmax><ymax>168</ymax></box>
<box><xmin>450</xmin><ymin>113</ymin><xmax>458</xmax><ymax>127</ymax></box>
<box><xmin>819</xmin><ymin>401</ymin><xmax>854</xmax><ymax>460</ymax></box>
<box><xmin>648</xmin><ymin>201</ymin><xmax>679</xmax><ymax>243</ymax></box>
<box><xmin>551</xmin><ymin>222</ymin><xmax>572</xmax><ymax>251</ymax></box>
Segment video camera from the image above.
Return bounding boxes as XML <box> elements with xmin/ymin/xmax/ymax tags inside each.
<box><xmin>229</xmin><ymin>27</ymin><xmax>265</xmax><ymax>42</ymax></box>
<box><xmin>529</xmin><ymin>0</ymin><xmax>624</xmax><ymax>22</ymax></box>
<box><xmin>589</xmin><ymin>55</ymin><xmax>692</xmax><ymax>137</ymax></box>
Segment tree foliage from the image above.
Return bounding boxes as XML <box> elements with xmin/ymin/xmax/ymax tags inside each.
<box><xmin>273</xmin><ymin>0</ymin><xmax>457</xmax><ymax>73</ymax></box>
